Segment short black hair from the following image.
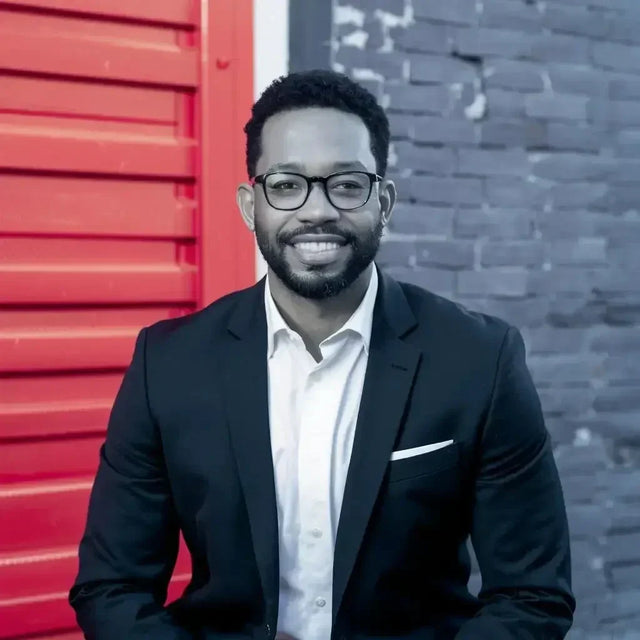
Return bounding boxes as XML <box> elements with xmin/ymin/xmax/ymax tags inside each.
<box><xmin>244</xmin><ymin>69</ymin><xmax>390</xmax><ymax>178</ymax></box>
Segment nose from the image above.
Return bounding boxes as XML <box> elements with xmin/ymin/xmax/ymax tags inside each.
<box><xmin>295</xmin><ymin>182</ymin><xmax>340</xmax><ymax>224</ymax></box>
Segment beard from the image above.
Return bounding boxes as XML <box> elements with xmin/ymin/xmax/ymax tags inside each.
<box><xmin>255</xmin><ymin>219</ymin><xmax>384</xmax><ymax>299</ymax></box>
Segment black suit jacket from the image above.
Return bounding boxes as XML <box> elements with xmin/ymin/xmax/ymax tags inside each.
<box><xmin>70</xmin><ymin>270</ymin><xmax>575</xmax><ymax>640</ymax></box>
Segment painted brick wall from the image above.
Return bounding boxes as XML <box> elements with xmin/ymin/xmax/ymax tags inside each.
<box><xmin>331</xmin><ymin>1</ymin><xmax>640</xmax><ymax>637</ymax></box>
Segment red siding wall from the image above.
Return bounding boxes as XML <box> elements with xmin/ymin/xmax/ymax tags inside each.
<box><xmin>0</xmin><ymin>1</ymin><xmax>254</xmax><ymax>637</ymax></box>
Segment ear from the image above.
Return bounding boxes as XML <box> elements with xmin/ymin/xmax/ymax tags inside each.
<box><xmin>378</xmin><ymin>178</ymin><xmax>396</xmax><ymax>227</ymax></box>
<box><xmin>236</xmin><ymin>183</ymin><xmax>256</xmax><ymax>232</ymax></box>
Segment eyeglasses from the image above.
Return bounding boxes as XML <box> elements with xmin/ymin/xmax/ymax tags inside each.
<box><xmin>252</xmin><ymin>171</ymin><xmax>383</xmax><ymax>211</ymax></box>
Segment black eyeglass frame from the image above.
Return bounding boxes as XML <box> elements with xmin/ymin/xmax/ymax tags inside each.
<box><xmin>251</xmin><ymin>170</ymin><xmax>383</xmax><ymax>211</ymax></box>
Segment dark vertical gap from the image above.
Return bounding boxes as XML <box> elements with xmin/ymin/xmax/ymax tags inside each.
<box><xmin>288</xmin><ymin>0</ymin><xmax>333</xmax><ymax>72</ymax></box>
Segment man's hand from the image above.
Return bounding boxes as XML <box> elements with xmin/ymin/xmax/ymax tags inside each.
<box><xmin>275</xmin><ymin>632</ymin><xmax>298</xmax><ymax>640</ymax></box>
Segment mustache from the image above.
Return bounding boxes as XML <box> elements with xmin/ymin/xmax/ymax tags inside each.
<box><xmin>279</xmin><ymin>225</ymin><xmax>356</xmax><ymax>245</ymax></box>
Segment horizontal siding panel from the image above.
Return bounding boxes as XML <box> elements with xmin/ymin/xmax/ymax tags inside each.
<box><xmin>0</xmin><ymin>267</ymin><xmax>196</xmax><ymax>305</ymax></box>
<box><xmin>0</xmin><ymin>307</ymin><xmax>191</xmax><ymax>331</ymax></box>
<box><xmin>0</xmin><ymin>368</ymin><xmax>157</xmax><ymax>439</ymax></box>
<box><xmin>0</xmin><ymin>0</ymin><xmax>196</xmax><ymax>28</ymax></box>
<box><xmin>1</xmin><ymin>373</ymin><xmax>124</xmax><ymax>405</ymax></box>
<box><xmin>1</xmin><ymin>237</ymin><xmax>185</xmax><ymax>264</ymax></box>
<box><xmin>0</xmin><ymin>75</ymin><xmax>180</xmax><ymax>123</ymax></box>
<box><xmin>0</xmin><ymin>437</ymin><xmax>102</xmax><ymax>481</ymax></box>
<box><xmin>0</xmin><ymin>536</ymin><xmax>191</xmax><ymax>588</ymax></box>
<box><xmin>36</xmin><ymin>632</ymin><xmax>84</xmax><ymax>640</ymax></box>
<box><xmin>0</xmin><ymin>8</ymin><xmax>182</xmax><ymax>44</ymax></box>
<box><xmin>0</xmin><ymin>126</ymin><xmax>195</xmax><ymax>176</ymax></box>
<box><xmin>1</xmin><ymin>599</ymin><xmax>74</xmax><ymax>640</ymax></box>
<box><xmin>0</xmin><ymin>546</ymin><xmax>78</xmax><ymax>601</ymax></box>
<box><xmin>0</xmin><ymin>598</ymin><xmax>74</xmax><ymax>639</ymax></box>
<box><xmin>0</xmin><ymin>578</ymin><xmax>192</xmax><ymax>640</ymax></box>
<box><xmin>0</xmin><ymin>180</ymin><xmax>195</xmax><ymax>239</ymax></box>
<box><xmin>0</xmin><ymin>31</ymin><xmax>198</xmax><ymax>87</ymax></box>
<box><xmin>0</xmin><ymin>549</ymin><xmax>192</xmax><ymax>598</ymax></box>
<box><xmin>0</xmin><ymin>234</ymin><xmax>197</xmax><ymax>305</ymax></box>
<box><xmin>0</xmin><ymin>329</ymin><xmax>138</xmax><ymax>373</ymax></box>
<box><xmin>0</xmin><ymin>403</ymin><xmax>110</xmax><ymax>440</ymax></box>
<box><xmin>0</xmin><ymin>547</ymin><xmax>191</xmax><ymax>638</ymax></box>
<box><xmin>0</xmin><ymin>306</ymin><xmax>189</xmax><ymax>375</ymax></box>
<box><xmin>0</xmin><ymin>483</ymin><xmax>91</xmax><ymax>552</ymax></box>
<box><xmin>2</xmin><ymin>212</ymin><xmax>195</xmax><ymax>239</ymax></box>
<box><xmin>0</xmin><ymin>112</ymin><xmax>177</xmax><ymax>139</ymax></box>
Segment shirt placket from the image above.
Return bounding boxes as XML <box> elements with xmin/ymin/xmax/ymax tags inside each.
<box><xmin>297</xmin><ymin>352</ymin><xmax>334</xmax><ymax>640</ymax></box>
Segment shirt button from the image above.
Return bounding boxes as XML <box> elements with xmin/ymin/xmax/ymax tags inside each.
<box><xmin>315</xmin><ymin>597</ymin><xmax>326</xmax><ymax>607</ymax></box>
<box><xmin>311</xmin><ymin>528</ymin><xmax>323</xmax><ymax>538</ymax></box>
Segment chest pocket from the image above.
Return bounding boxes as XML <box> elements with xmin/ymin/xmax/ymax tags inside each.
<box><xmin>387</xmin><ymin>442</ymin><xmax>460</xmax><ymax>483</ymax></box>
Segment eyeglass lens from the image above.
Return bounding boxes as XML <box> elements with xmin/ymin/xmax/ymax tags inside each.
<box><xmin>263</xmin><ymin>172</ymin><xmax>372</xmax><ymax>210</ymax></box>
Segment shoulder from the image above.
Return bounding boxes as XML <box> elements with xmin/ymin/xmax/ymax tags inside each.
<box><xmin>142</xmin><ymin>282</ymin><xmax>260</xmax><ymax>351</ymax></box>
<box><xmin>394</xmin><ymin>278</ymin><xmax>514</xmax><ymax>357</ymax></box>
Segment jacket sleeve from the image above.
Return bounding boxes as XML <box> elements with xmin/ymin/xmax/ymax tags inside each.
<box><xmin>455</xmin><ymin>327</ymin><xmax>575</xmax><ymax>640</ymax></box>
<box><xmin>69</xmin><ymin>328</ymin><xmax>194</xmax><ymax>639</ymax></box>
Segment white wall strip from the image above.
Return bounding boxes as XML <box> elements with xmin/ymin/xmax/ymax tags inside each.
<box><xmin>252</xmin><ymin>0</ymin><xmax>290</xmax><ymax>280</ymax></box>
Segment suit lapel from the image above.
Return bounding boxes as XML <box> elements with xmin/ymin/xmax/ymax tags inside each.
<box><xmin>221</xmin><ymin>279</ymin><xmax>280</xmax><ymax>617</ymax></box>
<box><xmin>332</xmin><ymin>271</ymin><xmax>421</xmax><ymax>624</ymax></box>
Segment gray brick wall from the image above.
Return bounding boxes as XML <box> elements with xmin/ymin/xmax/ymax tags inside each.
<box><xmin>332</xmin><ymin>1</ymin><xmax>640</xmax><ymax>637</ymax></box>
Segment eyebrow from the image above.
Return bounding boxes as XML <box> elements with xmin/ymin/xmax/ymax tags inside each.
<box><xmin>266</xmin><ymin>160</ymin><xmax>369</xmax><ymax>173</ymax></box>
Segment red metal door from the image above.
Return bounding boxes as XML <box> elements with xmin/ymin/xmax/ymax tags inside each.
<box><xmin>0</xmin><ymin>1</ymin><xmax>254</xmax><ymax>637</ymax></box>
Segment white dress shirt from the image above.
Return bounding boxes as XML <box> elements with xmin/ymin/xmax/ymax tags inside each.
<box><xmin>264</xmin><ymin>268</ymin><xmax>378</xmax><ymax>640</ymax></box>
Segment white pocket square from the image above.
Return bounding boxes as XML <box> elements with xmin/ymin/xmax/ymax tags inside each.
<box><xmin>390</xmin><ymin>439</ymin><xmax>454</xmax><ymax>461</ymax></box>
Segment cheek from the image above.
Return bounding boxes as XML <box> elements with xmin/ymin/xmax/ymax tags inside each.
<box><xmin>253</xmin><ymin>206</ymin><xmax>281</xmax><ymax>234</ymax></box>
<box><xmin>255</xmin><ymin>213</ymin><xmax>299</xmax><ymax>250</ymax></box>
<box><xmin>351</xmin><ymin>210</ymin><xmax>383</xmax><ymax>236</ymax></box>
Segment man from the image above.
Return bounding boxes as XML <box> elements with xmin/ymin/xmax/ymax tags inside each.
<box><xmin>70</xmin><ymin>70</ymin><xmax>574</xmax><ymax>640</ymax></box>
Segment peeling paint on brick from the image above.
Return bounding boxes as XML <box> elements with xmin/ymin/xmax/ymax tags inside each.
<box><xmin>341</xmin><ymin>29</ymin><xmax>368</xmax><ymax>49</ymax></box>
<box><xmin>334</xmin><ymin>5</ymin><xmax>365</xmax><ymax>28</ymax></box>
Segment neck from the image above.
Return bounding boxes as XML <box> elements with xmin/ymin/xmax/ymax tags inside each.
<box><xmin>267</xmin><ymin>265</ymin><xmax>373</xmax><ymax>358</ymax></box>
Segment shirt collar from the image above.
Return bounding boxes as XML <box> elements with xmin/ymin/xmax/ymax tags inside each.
<box><xmin>264</xmin><ymin>266</ymin><xmax>379</xmax><ymax>358</ymax></box>
<box><xmin>264</xmin><ymin>277</ymin><xmax>291</xmax><ymax>358</ymax></box>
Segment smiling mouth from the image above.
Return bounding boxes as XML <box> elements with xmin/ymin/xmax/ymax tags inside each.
<box><xmin>293</xmin><ymin>241</ymin><xmax>343</xmax><ymax>253</ymax></box>
<box><xmin>287</xmin><ymin>238</ymin><xmax>350</xmax><ymax>265</ymax></box>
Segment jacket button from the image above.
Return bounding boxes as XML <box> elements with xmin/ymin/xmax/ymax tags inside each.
<box><xmin>265</xmin><ymin>624</ymin><xmax>271</xmax><ymax>637</ymax></box>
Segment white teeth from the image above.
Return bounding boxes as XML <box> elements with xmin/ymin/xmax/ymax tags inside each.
<box><xmin>294</xmin><ymin>242</ymin><xmax>341</xmax><ymax>252</ymax></box>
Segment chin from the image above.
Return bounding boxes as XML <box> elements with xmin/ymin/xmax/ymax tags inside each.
<box><xmin>287</xmin><ymin>270</ymin><xmax>359</xmax><ymax>300</ymax></box>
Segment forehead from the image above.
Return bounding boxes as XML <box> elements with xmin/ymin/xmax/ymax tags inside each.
<box><xmin>257</xmin><ymin>107</ymin><xmax>376</xmax><ymax>174</ymax></box>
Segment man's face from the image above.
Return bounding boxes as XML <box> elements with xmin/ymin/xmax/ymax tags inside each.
<box><xmin>244</xmin><ymin>108</ymin><xmax>391</xmax><ymax>299</ymax></box>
